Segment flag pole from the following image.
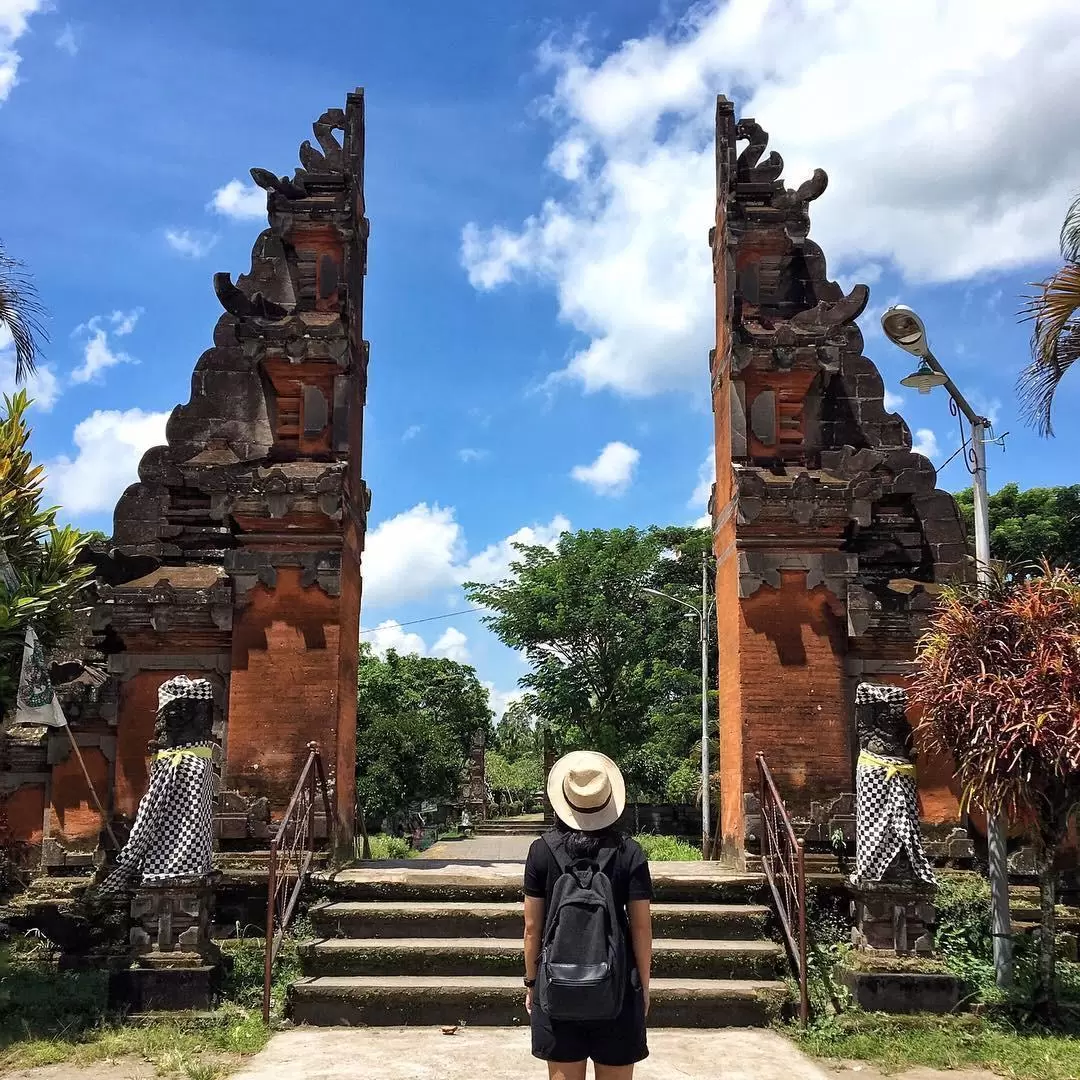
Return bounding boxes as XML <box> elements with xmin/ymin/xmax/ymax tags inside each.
<box><xmin>61</xmin><ymin>715</ymin><xmax>120</xmax><ymax>850</ymax></box>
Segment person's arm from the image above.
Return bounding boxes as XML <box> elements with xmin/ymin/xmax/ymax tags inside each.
<box><xmin>524</xmin><ymin>895</ymin><xmax>545</xmax><ymax>1013</ymax></box>
<box><xmin>628</xmin><ymin>898</ymin><xmax>652</xmax><ymax>1014</ymax></box>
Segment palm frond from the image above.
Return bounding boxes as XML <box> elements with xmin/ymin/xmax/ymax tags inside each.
<box><xmin>0</xmin><ymin>242</ymin><xmax>48</xmax><ymax>384</ymax></box>
<box><xmin>1018</xmin><ymin>263</ymin><xmax>1080</xmax><ymax>437</ymax></box>
<box><xmin>1061</xmin><ymin>192</ymin><xmax>1080</xmax><ymax>265</ymax></box>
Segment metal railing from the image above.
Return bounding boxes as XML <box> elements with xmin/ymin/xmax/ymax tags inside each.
<box><xmin>263</xmin><ymin>742</ymin><xmax>334</xmax><ymax>1024</ymax></box>
<box><xmin>757</xmin><ymin>752</ymin><xmax>809</xmax><ymax>1026</ymax></box>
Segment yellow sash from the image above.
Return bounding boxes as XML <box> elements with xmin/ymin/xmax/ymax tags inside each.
<box><xmin>154</xmin><ymin>746</ymin><xmax>215</xmax><ymax>765</ymax></box>
<box><xmin>857</xmin><ymin>750</ymin><xmax>915</xmax><ymax>780</ymax></box>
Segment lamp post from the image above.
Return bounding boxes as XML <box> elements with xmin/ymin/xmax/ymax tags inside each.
<box><xmin>643</xmin><ymin>550</ymin><xmax>712</xmax><ymax>858</ymax></box>
<box><xmin>881</xmin><ymin>304</ymin><xmax>1012</xmax><ymax>989</ymax></box>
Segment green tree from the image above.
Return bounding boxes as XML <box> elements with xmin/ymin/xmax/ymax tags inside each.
<box><xmin>955</xmin><ymin>483</ymin><xmax>1080</xmax><ymax>571</ymax></box>
<box><xmin>914</xmin><ymin>565</ymin><xmax>1080</xmax><ymax>1015</ymax></box>
<box><xmin>466</xmin><ymin>526</ymin><xmax>712</xmax><ymax>801</ymax></box>
<box><xmin>1</xmin><ymin>391</ymin><xmax>93</xmax><ymax>718</ymax></box>
<box><xmin>355</xmin><ymin>646</ymin><xmax>492</xmax><ymax>837</ymax></box>
<box><xmin>1018</xmin><ymin>192</ymin><xmax>1080</xmax><ymax>436</ymax></box>
<box><xmin>0</xmin><ymin>242</ymin><xmax>47</xmax><ymax>384</ymax></box>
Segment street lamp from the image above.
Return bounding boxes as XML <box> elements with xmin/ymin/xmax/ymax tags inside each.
<box><xmin>881</xmin><ymin>303</ymin><xmax>1012</xmax><ymax>989</ymax></box>
<box><xmin>643</xmin><ymin>550</ymin><xmax>712</xmax><ymax>859</ymax></box>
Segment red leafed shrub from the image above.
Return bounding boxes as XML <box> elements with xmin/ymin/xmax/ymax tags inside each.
<box><xmin>913</xmin><ymin>563</ymin><xmax>1080</xmax><ymax>1012</ymax></box>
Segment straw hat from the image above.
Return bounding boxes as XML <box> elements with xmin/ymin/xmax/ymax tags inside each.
<box><xmin>547</xmin><ymin>751</ymin><xmax>626</xmax><ymax>832</ymax></box>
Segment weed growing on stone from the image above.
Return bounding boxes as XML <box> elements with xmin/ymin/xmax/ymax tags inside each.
<box><xmin>633</xmin><ymin>834</ymin><xmax>701</xmax><ymax>861</ymax></box>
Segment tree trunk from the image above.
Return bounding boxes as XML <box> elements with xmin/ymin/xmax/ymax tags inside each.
<box><xmin>1035</xmin><ymin>838</ymin><xmax>1058</xmax><ymax>1016</ymax></box>
<box><xmin>359</xmin><ymin>806</ymin><xmax>371</xmax><ymax>861</ymax></box>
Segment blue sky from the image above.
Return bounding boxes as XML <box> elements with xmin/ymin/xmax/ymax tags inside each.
<box><xmin>3</xmin><ymin>1</ymin><xmax>1080</xmax><ymax>715</ymax></box>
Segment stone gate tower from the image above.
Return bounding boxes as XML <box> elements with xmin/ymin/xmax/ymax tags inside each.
<box><xmin>709</xmin><ymin>98</ymin><xmax>968</xmax><ymax>866</ymax></box>
<box><xmin>87</xmin><ymin>92</ymin><xmax>369</xmax><ymax>852</ymax></box>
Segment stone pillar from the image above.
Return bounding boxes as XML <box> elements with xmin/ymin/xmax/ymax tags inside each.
<box><xmin>707</xmin><ymin>99</ymin><xmax>968</xmax><ymax>863</ymax></box>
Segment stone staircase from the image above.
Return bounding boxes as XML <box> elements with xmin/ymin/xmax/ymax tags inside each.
<box><xmin>473</xmin><ymin>817</ymin><xmax>547</xmax><ymax>838</ymax></box>
<box><xmin>291</xmin><ymin>861</ymin><xmax>789</xmax><ymax>1027</ymax></box>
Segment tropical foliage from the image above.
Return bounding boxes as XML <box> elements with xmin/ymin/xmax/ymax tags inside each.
<box><xmin>913</xmin><ymin>565</ymin><xmax>1080</xmax><ymax>1012</ymax></box>
<box><xmin>0</xmin><ymin>392</ymin><xmax>93</xmax><ymax>718</ymax></box>
<box><xmin>466</xmin><ymin>525</ymin><xmax>713</xmax><ymax>802</ymax></box>
<box><xmin>955</xmin><ymin>483</ymin><xmax>1080</xmax><ymax>573</ymax></box>
<box><xmin>355</xmin><ymin>645</ymin><xmax>492</xmax><ymax>833</ymax></box>
<box><xmin>1018</xmin><ymin>193</ymin><xmax>1080</xmax><ymax>436</ymax></box>
<box><xmin>0</xmin><ymin>242</ymin><xmax>46</xmax><ymax>384</ymax></box>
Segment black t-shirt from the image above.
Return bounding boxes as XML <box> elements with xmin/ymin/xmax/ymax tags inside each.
<box><xmin>523</xmin><ymin>830</ymin><xmax>654</xmax><ymax>916</ymax></box>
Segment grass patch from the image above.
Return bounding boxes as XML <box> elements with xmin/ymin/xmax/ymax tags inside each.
<box><xmin>796</xmin><ymin>1011</ymin><xmax>1080</xmax><ymax>1080</ymax></box>
<box><xmin>633</xmin><ymin>834</ymin><xmax>701</xmax><ymax>861</ymax></box>
<box><xmin>0</xmin><ymin>923</ymin><xmax>305</xmax><ymax>1075</ymax></box>
<box><xmin>358</xmin><ymin>833</ymin><xmax>416</xmax><ymax>860</ymax></box>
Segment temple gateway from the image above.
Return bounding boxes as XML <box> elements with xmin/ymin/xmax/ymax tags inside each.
<box><xmin>1</xmin><ymin>92</ymin><xmax>973</xmax><ymax>871</ymax></box>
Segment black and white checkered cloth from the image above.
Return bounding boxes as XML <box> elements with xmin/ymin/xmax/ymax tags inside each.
<box><xmin>852</xmin><ymin>683</ymin><xmax>936</xmax><ymax>886</ymax></box>
<box><xmin>100</xmin><ymin>741</ymin><xmax>216</xmax><ymax>893</ymax></box>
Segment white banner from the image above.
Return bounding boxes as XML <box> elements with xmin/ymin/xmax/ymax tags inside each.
<box><xmin>15</xmin><ymin>627</ymin><xmax>68</xmax><ymax>727</ymax></box>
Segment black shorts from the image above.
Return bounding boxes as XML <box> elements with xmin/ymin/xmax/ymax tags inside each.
<box><xmin>531</xmin><ymin>978</ymin><xmax>648</xmax><ymax>1067</ymax></box>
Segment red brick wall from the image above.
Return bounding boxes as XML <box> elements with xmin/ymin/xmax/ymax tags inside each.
<box><xmin>739</xmin><ymin>573</ymin><xmax>852</xmax><ymax>817</ymax></box>
<box><xmin>47</xmin><ymin>747</ymin><xmax>109</xmax><ymax>848</ymax></box>
<box><xmin>115</xmin><ymin>671</ymin><xmax>180</xmax><ymax>818</ymax></box>
<box><xmin>3</xmin><ymin>785</ymin><xmax>45</xmax><ymax>847</ymax></box>
<box><xmin>227</xmin><ymin>566</ymin><xmax>341</xmax><ymax>810</ymax></box>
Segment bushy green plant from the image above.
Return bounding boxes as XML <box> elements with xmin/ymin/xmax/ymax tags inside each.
<box><xmin>633</xmin><ymin>834</ymin><xmax>700</xmax><ymax>861</ymax></box>
<box><xmin>363</xmin><ymin>833</ymin><xmax>414</xmax><ymax>861</ymax></box>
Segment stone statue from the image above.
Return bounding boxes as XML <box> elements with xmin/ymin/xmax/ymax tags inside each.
<box><xmin>852</xmin><ymin>682</ymin><xmax>935</xmax><ymax>887</ymax></box>
<box><xmin>100</xmin><ymin>676</ymin><xmax>217</xmax><ymax>893</ymax></box>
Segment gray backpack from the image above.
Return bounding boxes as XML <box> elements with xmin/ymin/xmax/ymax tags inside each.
<box><xmin>536</xmin><ymin>832</ymin><xmax>627</xmax><ymax>1022</ymax></box>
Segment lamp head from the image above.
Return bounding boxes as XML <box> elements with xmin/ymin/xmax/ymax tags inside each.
<box><xmin>900</xmin><ymin>360</ymin><xmax>949</xmax><ymax>395</ymax></box>
<box><xmin>881</xmin><ymin>304</ymin><xmax>930</xmax><ymax>358</ymax></box>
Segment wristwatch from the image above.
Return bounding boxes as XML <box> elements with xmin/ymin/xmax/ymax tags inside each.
<box><xmin>524</xmin><ymin>977</ymin><xmax>536</xmax><ymax>988</ymax></box>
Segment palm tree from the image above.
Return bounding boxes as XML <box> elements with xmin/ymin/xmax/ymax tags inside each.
<box><xmin>1018</xmin><ymin>194</ymin><xmax>1080</xmax><ymax>437</ymax></box>
<box><xmin>0</xmin><ymin>241</ymin><xmax>47</xmax><ymax>383</ymax></box>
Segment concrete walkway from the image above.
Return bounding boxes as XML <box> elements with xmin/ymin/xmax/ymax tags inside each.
<box><xmin>231</xmin><ymin>1027</ymin><xmax>841</xmax><ymax>1080</ymax></box>
<box><xmin>423</xmin><ymin>834</ymin><xmax>535</xmax><ymax>861</ymax></box>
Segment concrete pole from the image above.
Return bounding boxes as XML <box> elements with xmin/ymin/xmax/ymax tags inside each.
<box><xmin>701</xmin><ymin>550</ymin><xmax>711</xmax><ymax>860</ymax></box>
<box><xmin>971</xmin><ymin>419</ymin><xmax>1014</xmax><ymax>989</ymax></box>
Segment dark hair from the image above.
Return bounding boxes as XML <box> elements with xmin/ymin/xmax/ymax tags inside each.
<box><xmin>555</xmin><ymin>818</ymin><xmax>623</xmax><ymax>861</ymax></box>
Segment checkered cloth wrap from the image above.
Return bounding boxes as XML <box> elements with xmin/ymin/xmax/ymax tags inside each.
<box><xmin>99</xmin><ymin>742</ymin><xmax>216</xmax><ymax>893</ymax></box>
<box><xmin>852</xmin><ymin>683</ymin><xmax>936</xmax><ymax>886</ymax></box>
<box><xmin>157</xmin><ymin>675</ymin><xmax>214</xmax><ymax>710</ymax></box>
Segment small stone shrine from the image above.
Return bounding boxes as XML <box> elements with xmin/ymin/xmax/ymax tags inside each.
<box><xmin>707</xmin><ymin>97</ymin><xmax>970</xmax><ymax>866</ymax></box>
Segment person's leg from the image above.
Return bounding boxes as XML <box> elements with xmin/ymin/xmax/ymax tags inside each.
<box><xmin>548</xmin><ymin>1062</ymin><xmax>587</xmax><ymax>1080</ymax></box>
<box><xmin>594</xmin><ymin>1065</ymin><xmax>634</xmax><ymax>1080</ymax></box>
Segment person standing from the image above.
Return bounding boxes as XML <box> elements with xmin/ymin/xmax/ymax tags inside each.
<box><xmin>524</xmin><ymin>751</ymin><xmax>654</xmax><ymax>1080</ymax></box>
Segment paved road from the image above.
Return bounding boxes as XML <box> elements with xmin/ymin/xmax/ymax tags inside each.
<box><xmin>423</xmin><ymin>834</ymin><xmax>535</xmax><ymax>861</ymax></box>
<box><xmin>232</xmin><ymin>1027</ymin><xmax>845</xmax><ymax>1080</ymax></box>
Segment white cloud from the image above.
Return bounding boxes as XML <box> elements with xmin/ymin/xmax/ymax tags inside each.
<box><xmin>165</xmin><ymin>229</ymin><xmax>217</xmax><ymax>259</ymax></box>
<box><xmin>912</xmin><ymin>428</ymin><xmax>941</xmax><ymax>461</ymax></box>
<box><xmin>486</xmin><ymin>682</ymin><xmax>526</xmax><ymax>723</ymax></box>
<box><xmin>883</xmin><ymin>388</ymin><xmax>904</xmax><ymax>413</ymax></box>
<box><xmin>0</xmin><ymin>1</ymin><xmax>47</xmax><ymax>104</ymax></box>
<box><xmin>55</xmin><ymin>23</ymin><xmax>77</xmax><ymax>56</ymax></box>
<box><xmin>70</xmin><ymin>310</ymin><xmax>143</xmax><ymax>384</ymax></box>
<box><xmin>402</xmin><ymin>424</ymin><xmax>422</xmax><ymax>442</ymax></box>
<box><xmin>365</xmin><ymin>619</ymin><xmax>428</xmax><ymax>659</ymax></box>
<box><xmin>689</xmin><ymin>449</ymin><xmax>713</xmax><ymax>513</ymax></box>
<box><xmin>209</xmin><ymin>179</ymin><xmax>266</xmax><ymax>221</ymax></box>
<box><xmin>0</xmin><ymin>324</ymin><xmax>60</xmax><ymax>409</ymax></box>
<box><xmin>458</xmin><ymin>448</ymin><xmax>488</xmax><ymax>463</ymax></box>
<box><xmin>571</xmin><ymin>441</ymin><xmax>639</xmax><ymax>496</ymax></box>
<box><xmin>362</xmin><ymin>504</ymin><xmax>569</xmax><ymax>610</ymax></box>
<box><xmin>462</xmin><ymin>0</ymin><xmax>1080</xmax><ymax>397</ymax></box>
<box><xmin>45</xmin><ymin>408</ymin><xmax>169</xmax><ymax>515</ymax></box>
<box><xmin>433</xmin><ymin>626</ymin><xmax>470</xmax><ymax>663</ymax></box>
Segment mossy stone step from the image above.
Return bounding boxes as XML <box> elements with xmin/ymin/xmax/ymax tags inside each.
<box><xmin>309</xmin><ymin>900</ymin><xmax>772</xmax><ymax>941</ymax></box>
<box><xmin>299</xmin><ymin>936</ymin><xmax>785</xmax><ymax>980</ymax></box>
<box><xmin>316</xmin><ymin>862</ymin><xmax>766</xmax><ymax>905</ymax></box>
<box><xmin>288</xmin><ymin>975</ymin><xmax>788</xmax><ymax>1028</ymax></box>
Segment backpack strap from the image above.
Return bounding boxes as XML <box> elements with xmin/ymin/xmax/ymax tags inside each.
<box><xmin>542</xmin><ymin>829</ymin><xmax>620</xmax><ymax>876</ymax></box>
